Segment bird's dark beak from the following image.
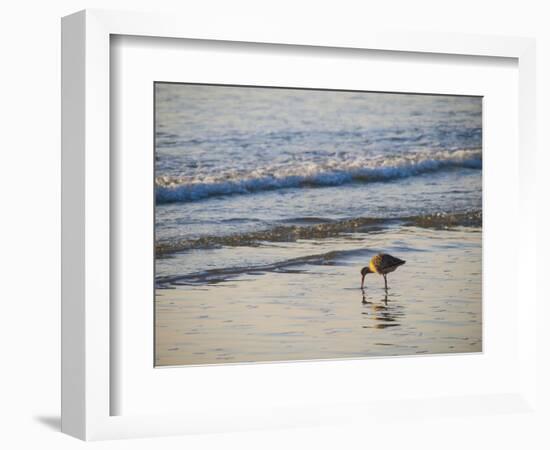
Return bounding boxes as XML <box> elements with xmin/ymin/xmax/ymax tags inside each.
<box><xmin>361</xmin><ymin>273</ymin><xmax>366</xmax><ymax>289</ymax></box>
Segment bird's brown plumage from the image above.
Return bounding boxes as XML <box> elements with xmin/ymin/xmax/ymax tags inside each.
<box><xmin>369</xmin><ymin>253</ymin><xmax>406</xmax><ymax>275</ymax></box>
<box><xmin>361</xmin><ymin>253</ymin><xmax>406</xmax><ymax>290</ymax></box>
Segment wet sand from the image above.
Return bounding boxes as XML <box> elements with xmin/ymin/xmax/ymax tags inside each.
<box><xmin>155</xmin><ymin>226</ymin><xmax>482</xmax><ymax>366</ymax></box>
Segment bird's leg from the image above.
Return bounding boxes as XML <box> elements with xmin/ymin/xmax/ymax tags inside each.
<box><xmin>384</xmin><ymin>274</ymin><xmax>388</xmax><ymax>291</ymax></box>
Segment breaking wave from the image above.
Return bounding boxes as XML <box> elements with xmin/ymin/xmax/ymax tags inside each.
<box><xmin>156</xmin><ymin>149</ymin><xmax>481</xmax><ymax>204</ymax></box>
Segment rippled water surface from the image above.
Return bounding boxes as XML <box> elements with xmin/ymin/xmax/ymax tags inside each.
<box><xmin>154</xmin><ymin>84</ymin><xmax>482</xmax><ymax>366</ymax></box>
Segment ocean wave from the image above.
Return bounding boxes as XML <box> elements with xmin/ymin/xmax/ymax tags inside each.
<box><xmin>156</xmin><ymin>210</ymin><xmax>482</xmax><ymax>256</ymax></box>
<box><xmin>155</xmin><ymin>149</ymin><xmax>482</xmax><ymax>204</ymax></box>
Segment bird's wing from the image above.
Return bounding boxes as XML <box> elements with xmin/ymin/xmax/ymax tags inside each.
<box><xmin>379</xmin><ymin>254</ymin><xmax>405</xmax><ymax>270</ymax></box>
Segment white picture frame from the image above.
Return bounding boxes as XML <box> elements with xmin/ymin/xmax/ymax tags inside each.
<box><xmin>61</xmin><ymin>9</ymin><xmax>537</xmax><ymax>441</ymax></box>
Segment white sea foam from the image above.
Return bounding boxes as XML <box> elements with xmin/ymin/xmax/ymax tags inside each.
<box><xmin>156</xmin><ymin>149</ymin><xmax>481</xmax><ymax>204</ymax></box>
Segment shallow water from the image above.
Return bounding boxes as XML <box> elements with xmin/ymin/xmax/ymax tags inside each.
<box><xmin>154</xmin><ymin>84</ymin><xmax>482</xmax><ymax>366</ymax></box>
<box><xmin>155</xmin><ymin>226</ymin><xmax>481</xmax><ymax>366</ymax></box>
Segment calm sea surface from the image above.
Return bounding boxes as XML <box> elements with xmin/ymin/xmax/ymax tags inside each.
<box><xmin>154</xmin><ymin>84</ymin><xmax>482</xmax><ymax>366</ymax></box>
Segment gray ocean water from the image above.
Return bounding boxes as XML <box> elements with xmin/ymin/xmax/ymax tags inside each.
<box><xmin>154</xmin><ymin>83</ymin><xmax>482</xmax><ymax>366</ymax></box>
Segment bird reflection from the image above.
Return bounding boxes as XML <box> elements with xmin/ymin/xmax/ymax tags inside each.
<box><xmin>361</xmin><ymin>288</ymin><xmax>388</xmax><ymax>304</ymax></box>
<box><xmin>361</xmin><ymin>289</ymin><xmax>404</xmax><ymax>329</ymax></box>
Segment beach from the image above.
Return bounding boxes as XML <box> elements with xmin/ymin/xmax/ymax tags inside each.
<box><xmin>154</xmin><ymin>84</ymin><xmax>482</xmax><ymax>366</ymax></box>
<box><xmin>155</xmin><ymin>223</ymin><xmax>481</xmax><ymax>366</ymax></box>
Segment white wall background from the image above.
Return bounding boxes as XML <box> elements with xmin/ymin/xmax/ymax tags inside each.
<box><xmin>0</xmin><ymin>1</ymin><xmax>548</xmax><ymax>448</ymax></box>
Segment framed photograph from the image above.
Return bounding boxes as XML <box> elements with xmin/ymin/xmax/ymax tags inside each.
<box><xmin>62</xmin><ymin>9</ymin><xmax>537</xmax><ymax>440</ymax></box>
<box><xmin>153</xmin><ymin>82</ymin><xmax>483</xmax><ymax>367</ymax></box>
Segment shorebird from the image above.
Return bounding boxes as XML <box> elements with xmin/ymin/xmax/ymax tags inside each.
<box><xmin>361</xmin><ymin>253</ymin><xmax>406</xmax><ymax>290</ymax></box>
